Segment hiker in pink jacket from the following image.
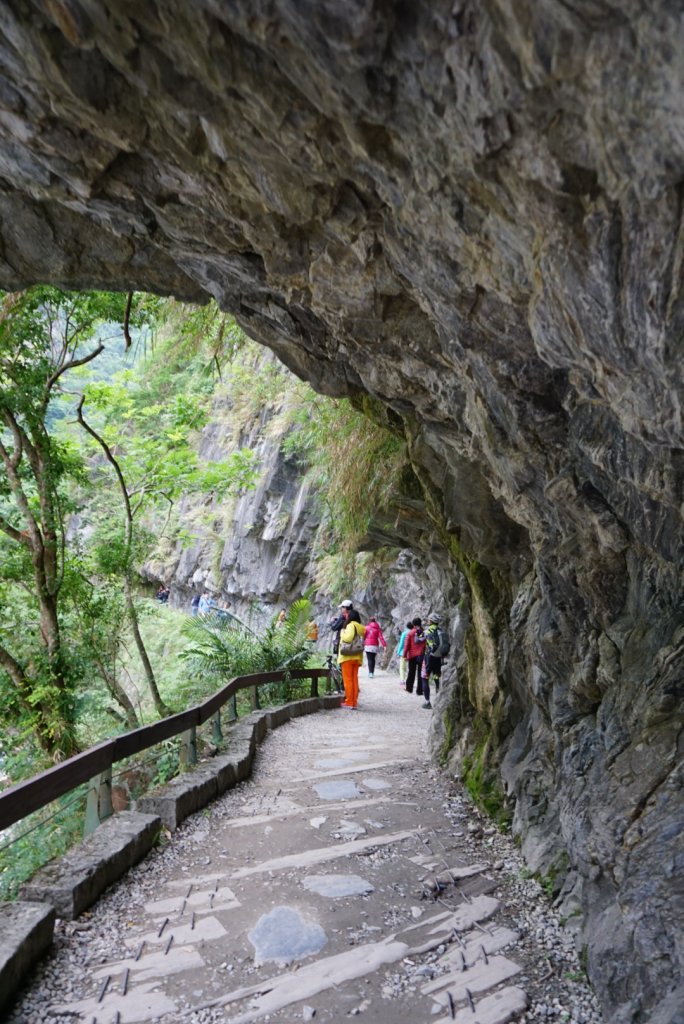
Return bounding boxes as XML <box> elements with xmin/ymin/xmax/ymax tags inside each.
<box><xmin>363</xmin><ymin>617</ymin><xmax>387</xmax><ymax>678</ymax></box>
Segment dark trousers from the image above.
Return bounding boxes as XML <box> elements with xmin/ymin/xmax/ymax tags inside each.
<box><xmin>406</xmin><ymin>655</ymin><xmax>424</xmax><ymax>693</ymax></box>
<box><xmin>422</xmin><ymin>655</ymin><xmax>442</xmax><ymax>702</ymax></box>
<box><xmin>366</xmin><ymin>651</ymin><xmax>377</xmax><ymax>674</ymax></box>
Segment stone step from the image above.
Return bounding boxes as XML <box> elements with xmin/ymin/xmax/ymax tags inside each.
<box><xmin>0</xmin><ymin>901</ymin><xmax>55</xmax><ymax>1014</ymax></box>
<box><xmin>438</xmin><ymin>925</ymin><xmax>520</xmax><ymax>971</ymax></box>
<box><xmin>425</xmin><ymin>894</ymin><xmax>501</xmax><ymax>934</ymax></box>
<box><xmin>422</xmin><ymin>953</ymin><xmax>522</xmax><ymax>1005</ymax></box>
<box><xmin>432</xmin><ymin>984</ymin><xmax>528</xmax><ymax>1024</ymax></box>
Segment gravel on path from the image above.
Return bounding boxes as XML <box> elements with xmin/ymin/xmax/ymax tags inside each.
<box><xmin>6</xmin><ymin>669</ymin><xmax>603</xmax><ymax>1024</ymax></box>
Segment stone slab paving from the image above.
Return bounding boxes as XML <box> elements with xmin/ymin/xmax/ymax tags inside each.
<box><xmin>6</xmin><ymin>668</ymin><xmax>604</xmax><ymax>1024</ymax></box>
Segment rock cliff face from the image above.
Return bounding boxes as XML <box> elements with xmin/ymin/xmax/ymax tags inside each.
<box><xmin>150</xmin><ymin>356</ymin><xmax>449</xmax><ymax>647</ymax></box>
<box><xmin>159</xmin><ymin>378</ymin><xmax>323</xmax><ymax>625</ymax></box>
<box><xmin>0</xmin><ymin>3</ymin><xmax>682</xmax><ymax>1019</ymax></box>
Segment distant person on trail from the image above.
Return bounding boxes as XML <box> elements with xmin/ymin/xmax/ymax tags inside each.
<box><xmin>421</xmin><ymin>613</ymin><xmax>450</xmax><ymax>709</ymax></box>
<box><xmin>276</xmin><ymin>609</ymin><xmax>287</xmax><ymax>627</ymax></box>
<box><xmin>329</xmin><ymin>599</ymin><xmax>353</xmax><ymax>655</ymax></box>
<box><xmin>338</xmin><ymin>609</ymin><xmax>366</xmax><ymax>709</ymax></box>
<box><xmin>190</xmin><ymin>593</ymin><xmax>200</xmax><ymax>616</ymax></box>
<box><xmin>396</xmin><ymin>621</ymin><xmax>412</xmax><ymax>687</ymax></box>
<box><xmin>306</xmin><ymin>620</ymin><xmax>319</xmax><ymax>641</ymax></box>
<box><xmin>198</xmin><ymin>591</ymin><xmax>212</xmax><ymax>614</ymax></box>
<box><xmin>404</xmin><ymin>617</ymin><xmax>426</xmax><ymax>695</ymax></box>
<box><xmin>363</xmin><ymin>617</ymin><xmax>386</xmax><ymax>678</ymax></box>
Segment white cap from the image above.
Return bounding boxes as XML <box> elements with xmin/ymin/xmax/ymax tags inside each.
<box><xmin>339</xmin><ymin>599</ymin><xmax>353</xmax><ymax>608</ymax></box>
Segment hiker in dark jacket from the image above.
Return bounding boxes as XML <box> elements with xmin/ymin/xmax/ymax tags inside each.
<box><xmin>421</xmin><ymin>613</ymin><xmax>448</xmax><ymax>709</ymax></box>
<box><xmin>329</xmin><ymin>599</ymin><xmax>354</xmax><ymax>654</ymax></box>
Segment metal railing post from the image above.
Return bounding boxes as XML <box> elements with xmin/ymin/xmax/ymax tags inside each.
<box><xmin>84</xmin><ymin>766</ymin><xmax>113</xmax><ymax>835</ymax></box>
<box><xmin>179</xmin><ymin>726</ymin><xmax>197</xmax><ymax>767</ymax></box>
<box><xmin>228</xmin><ymin>694</ymin><xmax>238</xmax><ymax>723</ymax></box>
<box><xmin>212</xmin><ymin>710</ymin><xmax>223</xmax><ymax>744</ymax></box>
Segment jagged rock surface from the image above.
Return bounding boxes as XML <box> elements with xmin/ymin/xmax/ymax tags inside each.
<box><xmin>0</xmin><ymin>3</ymin><xmax>682</xmax><ymax>1021</ymax></box>
<box><xmin>144</xmin><ymin>355</ymin><xmax>443</xmax><ymax>642</ymax></box>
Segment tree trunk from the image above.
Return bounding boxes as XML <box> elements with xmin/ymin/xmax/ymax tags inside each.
<box><xmin>97</xmin><ymin>659</ymin><xmax>140</xmax><ymax>730</ymax></box>
<box><xmin>0</xmin><ymin>416</ymin><xmax>78</xmax><ymax>759</ymax></box>
<box><xmin>77</xmin><ymin>398</ymin><xmax>170</xmax><ymax>718</ymax></box>
<box><xmin>124</xmin><ymin>575</ymin><xmax>170</xmax><ymax>717</ymax></box>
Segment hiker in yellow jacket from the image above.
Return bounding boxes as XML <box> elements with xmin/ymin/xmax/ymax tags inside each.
<box><xmin>338</xmin><ymin>610</ymin><xmax>366</xmax><ymax>709</ymax></box>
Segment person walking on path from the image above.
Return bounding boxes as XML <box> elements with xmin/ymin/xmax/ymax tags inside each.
<box><xmin>338</xmin><ymin>609</ymin><xmax>366</xmax><ymax>709</ymax></box>
<box><xmin>404</xmin><ymin>617</ymin><xmax>426</xmax><ymax>695</ymax></box>
<box><xmin>329</xmin><ymin>599</ymin><xmax>354</xmax><ymax>655</ymax></box>
<box><xmin>421</xmin><ymin>610</ymin><xmax>444</xmax><ymax>708</ymax></box>
<box><xmin>396</xmin><ymin>620</ymin><xmax>412</xmax><ymax>687</ymax></box>
<box><xmin>421</xmin><ymin>613</ymin><xmax>449</xmax><ymax>709</ymax></box>
<box><xmin>363</xmin><ymin>616</ymin><xmax>386</xmax><ymax>678</ymax></box>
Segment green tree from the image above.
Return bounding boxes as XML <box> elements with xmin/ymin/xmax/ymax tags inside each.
<box><xmin>0</xmin><ymin>287</ymin><xmax>151</xmax><ymax>758</ymax></box>
<box><xmin>76</xmin><ymin>371</ymin><xmax>259</xmax><ymax>716</ymax></box>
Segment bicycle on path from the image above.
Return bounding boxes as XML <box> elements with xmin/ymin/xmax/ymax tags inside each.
<box><xmin>325</xmin><ymin>653</ymin><xmax>343</xmax><ymax>694</ymax></box>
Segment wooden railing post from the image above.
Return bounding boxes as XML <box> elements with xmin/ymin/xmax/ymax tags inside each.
<box><xmin>251</xmin><ymin>684</ymin><xmax>260</xmax><ymax>710</ymax></box>
<box><xmin>179</xmin><ymin>726</ymin><xmax>197</xmax><ymax>768</ymax></box>
<box><xmin>228</xmin><ymin>694</ymin><xmax>238</xmax><ymax>723</ymax></box>
<box><xmin>212</xmin><ymin>710</ymin><xmax>223</xmax><ymax>745</ymax></box>
<box><xmin>84</xmin><ymin>766</ymin><xmax>113</xmax><ymax>835</ymax></box>
<box><xmin>311</xmin><ymin>675</ymin><xmax>318</xmax><ymax>698</ymax></box>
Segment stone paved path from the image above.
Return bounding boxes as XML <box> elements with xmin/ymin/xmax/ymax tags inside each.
<box><xmin>8</xmin><ymin>669</ymin><xmax>602</xmax><ymax>1024</ymax></box>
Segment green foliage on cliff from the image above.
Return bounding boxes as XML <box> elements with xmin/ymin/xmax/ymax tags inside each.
<box><xmin>461</xmin><ymin>734</ymin><xmax>511</xmax><ymax>828</ymax></box>
<box><xmin>280</xmin><ymin>388</ymin><xmax>407</xmax><ymax>592</ymax></box>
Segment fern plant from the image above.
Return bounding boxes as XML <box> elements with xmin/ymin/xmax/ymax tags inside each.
<box><xmin>179</xmin><ymin>599</ymin><xmax>315</xmax><ymax>697</ymax></box>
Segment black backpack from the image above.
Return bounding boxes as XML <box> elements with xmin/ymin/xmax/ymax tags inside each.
<box><xmin>434</xmin><ymin>627</ymin><xmax>451</xmax><ymax>658</ymax></box>
<box><xmin>430</xmin><ymin>626</ymin><xmax>450</xmax><ymax>659</ymax></box>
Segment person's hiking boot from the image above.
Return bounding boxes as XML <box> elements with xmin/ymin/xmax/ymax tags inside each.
<box><xmin>422</xmin><ymin>701</ymin><xmax>432</xmax><ymax>709</ymax></box>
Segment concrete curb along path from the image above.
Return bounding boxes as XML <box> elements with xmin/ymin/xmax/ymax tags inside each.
<box><xmin>6</xmin><ymin>670</ymin><xmax>603</xmax><ymax>1024</ymax></box>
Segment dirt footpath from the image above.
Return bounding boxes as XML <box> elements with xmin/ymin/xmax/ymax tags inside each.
<box><xmin>7</xmin><ymin>669</ymin><xmax>603</xmax><ymax>1024</ymax></box>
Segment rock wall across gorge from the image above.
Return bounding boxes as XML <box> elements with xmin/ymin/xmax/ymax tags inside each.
<box><xmin>0</xmin><ymin>3</ymin><xmax>682</xmax><ymax>1020</ymax></box>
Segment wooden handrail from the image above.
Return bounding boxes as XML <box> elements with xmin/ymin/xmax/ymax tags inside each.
<box><xmin>0</xmin><ymin>667</ymin><xmax>330</xmax><ymax>833</ymax></box>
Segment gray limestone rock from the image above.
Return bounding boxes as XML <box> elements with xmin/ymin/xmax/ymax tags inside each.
<box><xmin>0</xmin><ymin>4</ymin><xmax>681</xmax><ymax>1019</ymax></box>
<box><xmin>248</xmin><ymin>906</ymin><xmax>327</xmax><ymax>965</ymax></box>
